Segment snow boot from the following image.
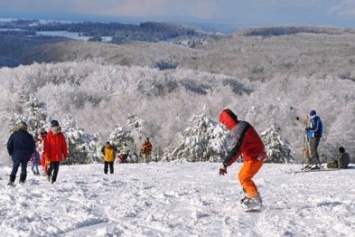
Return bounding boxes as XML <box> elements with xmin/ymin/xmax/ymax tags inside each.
<box><xmin>19</xmin><ymin>173</ymin><xmax>27</xmax><ymax>183</ymax></box>
<box><xmin>241</xmin><ymin>193</ymin><xmax>263</xmax><ymax>211</ymax></box>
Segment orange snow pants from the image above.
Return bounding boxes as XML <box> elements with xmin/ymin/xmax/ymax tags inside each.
<box><xmin>238</xmin><ymin>160</ymin><xmax>264</xmax><ymax>198</ymax></box>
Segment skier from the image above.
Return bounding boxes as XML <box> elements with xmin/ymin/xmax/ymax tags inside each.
<box><xmin>7</xmin><ymin>121</ymin><xmax>36</xmax><ymax>186</ymax></box>
<box><xmin>305</xmin><ymin>110</ymin><xmax>323</xmax><ymax>170</ymax></box>
<box><xmin>43</xmin><ymin>120</ymin><xmax>68</xmax><ymax>183</ymax></box>
<box><xmin>218</xmin><ymin>109</ymin><xmax>267</xmax><ymax>211</ymax></box>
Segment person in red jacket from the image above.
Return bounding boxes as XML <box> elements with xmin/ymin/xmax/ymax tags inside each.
<box><xmin>43</xmin><ymin>120</ymin><xmax>68</xmax><ymax>183</ymax></box>
<box><xmin>218</xmin><ymin>109</ymin><xmax>267</xmax><ymax>210</ymax></box>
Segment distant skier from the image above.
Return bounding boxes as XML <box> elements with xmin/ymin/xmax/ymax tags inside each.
<box><xmin>305</xmin><ymin>110</ymin><xmax>323</xmax><ymax>170</ymax></box>
<box><xmin>218</xmin><ymin>109</ymin><xmax>267</xmax><ymax>211</ymax></box>
<box><xmin>7</xmin><ymin>121</ymin><xmax>36</xmax><ymax>186</ymax></box>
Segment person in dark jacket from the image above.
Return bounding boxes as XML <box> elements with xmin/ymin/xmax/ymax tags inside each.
<box><xmin>326</xmin><ymin>146</ymin><xmax>351</xmax><ymax>169</ymax></box>
<box><xmin>7</xmin><ymin>121</ymin><xmax>36</xmax><ymax>186</ymax></box>
<box><xmin>305</xmin><ymin>110</ymin><xmax>323</xmax><ymax>170</ymax></box>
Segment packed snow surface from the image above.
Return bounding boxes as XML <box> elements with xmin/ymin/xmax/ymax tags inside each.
<box><xmin>0</xmin><ymin>162</ymin><xmax>354</xmax><ymax>237</ymax></box>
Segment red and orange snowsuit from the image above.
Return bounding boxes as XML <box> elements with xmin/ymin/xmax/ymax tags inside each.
<box><xmin>219</xmin><ymin>109</ymin><xmax>267</xmax><ymax>198</ymax></box>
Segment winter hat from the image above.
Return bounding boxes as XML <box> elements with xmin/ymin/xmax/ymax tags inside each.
<box><xmin>219</xmin><ymin>109</ymin><xmax>238</xmax><ymax>130</ymax></box>
<box><xmin>50</xmin><ymin>120</ymin><xmax>59</xmax><ymax>127</ymax></box>
<box><xmin>309</xmin><ymin>110</ymin><xmax>316</xmax><ymax>116</ymax></box>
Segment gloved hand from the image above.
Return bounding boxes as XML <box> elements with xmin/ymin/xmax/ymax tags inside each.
<box><xmin>305</xmin><ymin>127</ymin><xmax>311</xmax><ymax>132</ymax></box>
<box><xmin>45</xmin><ymin>158</ymin><xmax>50</xmax><ymax>165</ymax></box>
<box><xmin>219</xmin><ymin>165</ymin><xmax>227</xmax><ymax>176</ymax></box>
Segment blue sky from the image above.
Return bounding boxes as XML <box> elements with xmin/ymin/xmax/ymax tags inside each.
<box><xmin>0</xmin><ymin>0</ymin><xmax>355</xmax><ymax>29</ymax></box>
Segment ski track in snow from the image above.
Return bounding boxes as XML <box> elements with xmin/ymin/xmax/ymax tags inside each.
<box><xmin>0</xmin><ymin>163</ymin><xmax>354</xmax><ymax>237</ymax></box>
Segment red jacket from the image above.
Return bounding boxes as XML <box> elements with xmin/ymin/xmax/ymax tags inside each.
<box><xmin>220</xmin><ymin>109</ymin><xmax>266</xmax><ymax>165</ymax></box>
<box><xmin>43</xmin><ymin>130</ymin><xmax>68</xmax><ymax>162</ymax></box>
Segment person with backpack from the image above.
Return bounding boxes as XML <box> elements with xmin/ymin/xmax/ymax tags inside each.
<box><xmin>7</xmin><ymin>121</ymin><xmax>36</xmax><ymax>186</ymax></box>
<box><xmin>218</xmin><ymin>109</ymin><xmax>267</xmax><ymax>211</ymax></box>
<box><xmin>305</xmin><ymin>110</ymin><xmax>323</xmax><ymax>170</ymax></box>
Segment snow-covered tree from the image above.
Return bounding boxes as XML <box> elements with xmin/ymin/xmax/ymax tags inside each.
<box><xmin>60</xmin><ymin>115</ymin><xmax>99</xmax><ymax>164</ymax></box>
<box><xmin>9</xmin><ymin>95</ymin><xmax>48</xmax><ymax>138</ymax></box>
<box><xmin>261</xmin><ymin>123</ymin><xmax>293</xmax><ymax>163</ymax></box>
<box><xmin>167</xmin><ymin>109</ymin><xmax>228</xmax><ymax>162</ymax></box>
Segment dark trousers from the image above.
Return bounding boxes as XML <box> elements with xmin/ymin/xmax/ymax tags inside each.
<box><xmin>48</xmin><ymin>161</ymin><xmax>60</xmax><ymax>182</ymax></box>
<box><xmin>104</xmin><ymin>161</ymin><xmax>114</xmax><ymax>174</ymax></box>
<box><xmin>10</xmin><ymin>159</ymin><xmax>28</xmax><ymax>182</ymax></box>
<box><xmin>309</xmin><ymin>137</ymin><xmax>321</xmax><ymax>165</ymax></box>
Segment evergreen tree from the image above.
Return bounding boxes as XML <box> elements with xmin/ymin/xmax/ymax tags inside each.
<box><xmin>9</xmin><ymin>95</ymin><xmax>48</xmax><ymax>138</ymax></box>
<box><xmin>261</xmin><ymin>123</ymin><xmax>293</xmax><ymax>163</ymax></box>
<box><xmin>167</xmin><ymin>109</ymin><xmax>228</xmax><ymax>162</ymax></box>
<box><xmin>60</xmin><ymin>115</ymin><xmax>99</xmax><ymax>164</ymax></box>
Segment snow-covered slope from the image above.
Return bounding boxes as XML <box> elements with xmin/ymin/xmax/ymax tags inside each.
<box><xmin>1</xmin><ymin>162</ymin><xmax>354</xmax><ymax>236</ymax></box>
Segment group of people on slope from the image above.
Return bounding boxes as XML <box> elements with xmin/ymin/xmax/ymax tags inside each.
<box><xmin>218</xmin><ymin>108</ymin><xmax>352</xmax><ymax>211</ymax></box>
<box><xmin>101</xmin><ymin>138</ymin><xmax>153</xmax><ymax>174</ymax></box>
<box><xmin>7</xmin><ymin>120</ymin><xmax>68</xmax><ymax>186</ymax></box>
<box><xmin>296</xmin><ymin>110</ymin><xmax>350</xmax><ymax>170</ymax></box>
<box><xmin>6</xmin><ymin>108</ymin><xmax>351</xmax><ymax>212</ymax></box>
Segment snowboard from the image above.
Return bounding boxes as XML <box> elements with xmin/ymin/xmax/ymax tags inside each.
<box><xmin>241</xmin><ymin>205</ymin><xmax>263</xmax><ymax>212</ymax></box>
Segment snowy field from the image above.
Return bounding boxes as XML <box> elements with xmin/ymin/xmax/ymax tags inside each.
<box><xmin>0</xmin><ymin>162</ymin><xmax>354</xmax><ymax>237</ymax></box>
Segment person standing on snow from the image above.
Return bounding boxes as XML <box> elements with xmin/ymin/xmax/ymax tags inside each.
<box><xmin>7</xmin><ymin>121</ymin><xmax>36</xmax><ymax>186</ymax></box>
<box><xmin>296</xmin><ymin>115</ymin><xmax>311</xmax><ymax>168</ymax></box>
<box><xmin>141</xmin><ymin>138</ymin><xmax>152</xmax><ymax>163</ymax></box>
<box><xmin>218</xmin><ymin>109</ymin><xmax>267</xmax><ymax>210</ymax></box>
<box><xmin>305</xmin><ymin>110</ymin><xmax>323</xmax><ymax>170</ymax></box>
<box><xmin>101</xmin><ymin>142</ymin><xmax>116</xmax><ymax>174</ymax></box>
<box><xmin>30</xmin><ymin>149</ymin><xmax>41</xmax><ymax>175</ymax></box>
<box><xmin>43</xmin><ymin>120</ymin><xmax>68</xmax><ymax>183</ymax></box>
<box><xmin>38</xmin><ymin>129</ymin><xmax>48</xmax><ymax>175</ymax></box>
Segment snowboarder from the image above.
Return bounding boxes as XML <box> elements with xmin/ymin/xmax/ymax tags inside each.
<box><xmin>218</xmin><ymin>109</ymin><xmax>267</xmax><ymax>211</ymax></box>
<box><xmin>7</xmin><ymin>121</ymin><xmax>36</xmax><ymax>186</ymax></box>
<box><xmin>305</xmin><ymin>110</ymin><xmax>323</xmax><ymax>170</ymax></box>
<box><xmin>101</xmin><ymin>141</ymin><xmax>116</xmax><ymax>174</ymax></box>
<box><xmin>43</xmin><ymin>120</ymin><xmax>69</xmax><ymax>183</ymax></box>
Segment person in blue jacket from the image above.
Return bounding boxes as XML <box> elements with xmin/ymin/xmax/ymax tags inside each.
<box><xmin>7</xmin><ymin>121</ymin><xmax>36</xmax><ymax>186</ymax></box>
<box><xmin>305</xmin><ymin>110</ymin><xmax>323</xmax><ymax>170</ymax></box>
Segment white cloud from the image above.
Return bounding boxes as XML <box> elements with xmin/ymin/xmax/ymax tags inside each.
<box><xmin>329</xmin><ymin>0</ymin><xmax>355</xmax><ymax>17</ymax></box>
